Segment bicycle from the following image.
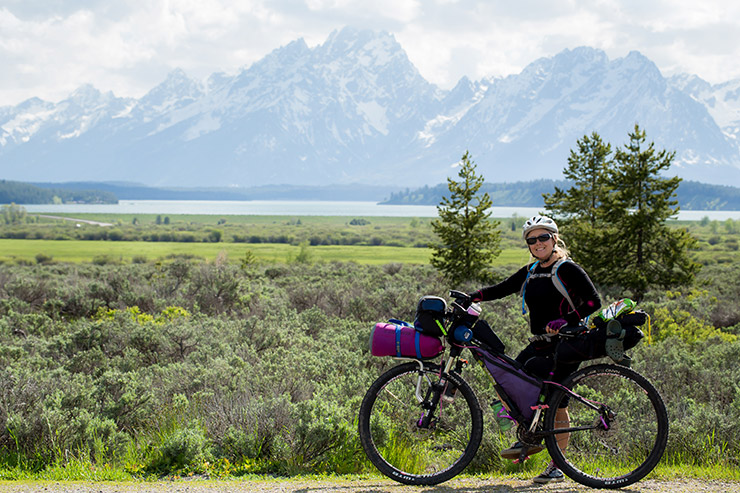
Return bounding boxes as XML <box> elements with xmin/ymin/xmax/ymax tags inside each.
<box><xmin>358</xmin><ymin>290</ymin><xmax>669</xmax><ymax>489</ymax></box>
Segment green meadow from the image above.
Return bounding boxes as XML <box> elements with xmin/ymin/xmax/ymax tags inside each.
<box><xmin>1</xmin><ymin>212</ymin><xmax>535</xmax><ymax>265</ymax></box>
<box><xmin>0</xmin><ymin>211</ymin><xmax>739</xmax><ymax>267</ymax></box>
<box><xmin>0</xmin><ymin>238</ymin><xmax>531</xmax><ymax>265</ymax></box>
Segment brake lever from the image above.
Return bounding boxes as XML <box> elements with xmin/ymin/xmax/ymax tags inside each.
<box><xmin>449</xmin><ymin>290</ymin><xmax>472</xmax><ymax>309</ymax></box>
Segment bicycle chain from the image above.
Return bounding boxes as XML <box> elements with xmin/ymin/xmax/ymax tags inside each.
<box><xmin>516</xmin><ymin>424</ymin><xmax>545</xmax><ymax>448</ymax></box>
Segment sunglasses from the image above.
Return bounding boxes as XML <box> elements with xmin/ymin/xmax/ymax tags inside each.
<box><xmin>526</xmin><ymin>233</ymin><xmax>553</xmax><ymax>245</ymax></box>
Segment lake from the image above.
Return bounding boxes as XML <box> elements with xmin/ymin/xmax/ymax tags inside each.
<box><xmin>20</xmin><ymin>200</ymin><xmax>740</xmax><ymax>221</ymax></box>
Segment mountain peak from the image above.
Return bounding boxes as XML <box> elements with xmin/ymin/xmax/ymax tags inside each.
<box><xmin>157</xmin><ymin>68</ymin><xmax>202</xmax><ymax>93</ymax></box>
<box><xmin>668</xmin><ymin>73</ymin><xmax>712</xmax><ymax>93</ymax></box>
<box><xmin>138</xmin><ymin>68</ymin><xmax>203</xmax><ymax>110</ymax></box>
<box><xmin>65</xmin><ymin>84</ymin><xmax>104</xmax><ymax>104</ymax></box>
<box><xmin>618</xmin><ymin>50</ymin><xmax>662</xmax><ymax>76</ymax></box>
<box><xmin>272</xmin><ymin>37</ymin><xmax>310</xmax><ymax>60</ymax></box>
<box><xmin>321</xmin><ymin>27</ymin><xmax>400</xmax><ymax>58</ymax></box>
<box><xmin>559</xmin><ymin>46</ymin><xmax>608</xmax><ymax>64</ymax></box>
<box><xmin>1</xmin><ymin>29</ymin><xmax>738</xmax><ymax>187</ymax></box>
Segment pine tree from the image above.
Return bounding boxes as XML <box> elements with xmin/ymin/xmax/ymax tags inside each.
<box><xmin>544</xmin><ymin>132</ymin><xmax>613</xmax><ymax>277</ymax></box>
<box><xmin>545</xmin><ymin>126</ymin><xmax>700</xmax><ymax>301</ymax></box>
<box><xmin>430</xmin><ymin>151</ymin><xmax>501</xmax><ymax>284</ymax></box>
<box><xmin>604</xmin><ymin>124</ymin><xmax>700</xmax><ymax>301</ymax></box>
<box><xmin>545</xmin><ymin>132</ymin><xmax>612</xmax><ymax>226</ymax></box>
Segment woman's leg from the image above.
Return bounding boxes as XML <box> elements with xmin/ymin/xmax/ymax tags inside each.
<box><xmin>532</xmin><ymin>360</ymin><xmax>578</xmax><ymax>484</ymax></box>
<box><xmin>555</xmin><ymin>406</ymin><xmax>570</xmax><ymax>450</ymax></box>
<box><xmin>552</xmin><ymin>362</ymin><xmax>578</xmax><ymax>451</ymax></box>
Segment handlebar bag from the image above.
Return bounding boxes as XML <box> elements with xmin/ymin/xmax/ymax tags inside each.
<box><xmin>370</xmin><ymin>321</ymin><xmax>444</xmax><ymax>359</ymax></box>
<box><xmin>414</xmin><ymin>296</ymin><xmax>447</xmax><ymax>336</ymax></box>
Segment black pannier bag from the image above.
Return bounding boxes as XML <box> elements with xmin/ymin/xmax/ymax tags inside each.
<box><xmin>556</xmin><ymin>316</ymin><xmax>646</xmax><ymax>364</ymax></box>
<box><xmin>414</xmin><ymin>296</ymin><xmax>447</xmax><ymax>336</ymax></box>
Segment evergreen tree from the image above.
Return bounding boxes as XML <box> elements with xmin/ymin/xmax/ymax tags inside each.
<box><xmin>544</xmin><ymin>132</ymin><xmax>613</xmax><ymax>278</ymax></box>
<box><xmin>430</xmin><ymin>151</ymin><xmax>501</xmax><ymax>284</ymax></box>
<box><xmin>546</xmin><ymin>126</ymin><xmax>700</xmax><ymax>301</ymax></box>
<box><xmin>545</xmin><ymin>132</ymin><xmax>612</xmax><ymax>226</ymax></box>
<box><xmin>604</xmin><ymin>124</ymin><xmax>700</xmax><ymax>301</ymax></box>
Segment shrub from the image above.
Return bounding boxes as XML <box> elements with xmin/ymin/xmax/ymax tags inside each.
<box><xmin>34</xmin><ymin>253</ymin><xmax>53</xmax><ymax>265</ymax></box>
<box><xmin>1</xmin><ymin>258</ymin><xmax>739</xmax><ymax>476</ymax></box>
<box><xmin>149</xmin><ymin>427</ymin><xmax>212</xmax><ymax>473</ymax></box>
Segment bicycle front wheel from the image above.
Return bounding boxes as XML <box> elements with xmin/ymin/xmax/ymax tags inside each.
<box><xmin>544</xmin><ymin>364</ymin><xmax>669</xmax><ymax>489</ymax></box>
<box><xmin>358</xmin><ymin>361</ymin><xmax>483</xmax><ymax>485</ymax></box>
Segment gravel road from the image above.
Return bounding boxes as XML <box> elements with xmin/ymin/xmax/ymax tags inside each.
<box><xmin>0</xmin><ymin>477</ymin><xmax>737</xmax><ymax>493</ymax></box>
<box><xmin>36</xmin><ymin>215</ymin><xmax>113</xmax><ymax>227</ymax></box>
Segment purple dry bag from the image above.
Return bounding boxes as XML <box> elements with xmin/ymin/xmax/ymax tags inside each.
<box><xmin>477</xmin><ymin>348</ymin><xmax>542</xmax><ymax>421</ymax></box>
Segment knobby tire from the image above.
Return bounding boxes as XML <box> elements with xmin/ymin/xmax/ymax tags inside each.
<box><xmin>543</xmin><ymin>363</ymin><xmax>669</xmax><ymax>489</ymax></box>
<box><xmin>358</xmin><ymin>361</ymin><xmax>483</xmax><ymax>485</ymax></box>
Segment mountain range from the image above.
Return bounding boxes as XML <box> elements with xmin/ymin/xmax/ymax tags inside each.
<box><xmin>2</xmin><ymin>27</ymin><xmax>740</xmax><ymax>188</ymax></box>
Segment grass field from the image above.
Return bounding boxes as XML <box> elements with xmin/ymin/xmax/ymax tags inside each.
<box><xmin>0</xmin><ymin>238</ymin><xmax>530</xmax><ymax>265</ymax></box>
<box><xmin>36</xmin><ymin>212</ymin><xmax>432</xmax><ymax>227</ymax></box>
<box><xmin>7</xmin><ymin>209</ymin><xmax>738</xmax><ymax>265</ymax></box>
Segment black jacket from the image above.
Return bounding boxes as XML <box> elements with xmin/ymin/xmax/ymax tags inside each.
<box><xmin>476</xmin><ymin>260</ymin><xmax>601</xmax><ymax>335</ymax></box>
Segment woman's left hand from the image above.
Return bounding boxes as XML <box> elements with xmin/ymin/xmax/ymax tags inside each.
<box><xmin>546</xmin><ymin>318</ymin><xmax>567</xmax><ymax>334</ymax></box>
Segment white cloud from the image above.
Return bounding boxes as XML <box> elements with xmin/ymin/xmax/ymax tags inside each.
<box><xmin>1</xmin><ymin>0</ymin><xmax>740</xmax><ymax>105</ymax></box>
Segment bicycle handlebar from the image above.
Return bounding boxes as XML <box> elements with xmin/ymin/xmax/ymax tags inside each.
<box><xmin>448</xmin><ymin>290</ymin><xmax>472</xmax><ymax>308</ymax></box>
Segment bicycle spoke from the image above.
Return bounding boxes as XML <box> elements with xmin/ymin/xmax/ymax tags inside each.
<box><xmin>359</xmin><ymin>362</ymin><xmax>483</xmax><ymax>485</ymax></box>
<box><xmin>545</xmin><ymin>364</ymin><xmax>668</xmax><ymax>489</ymax></box>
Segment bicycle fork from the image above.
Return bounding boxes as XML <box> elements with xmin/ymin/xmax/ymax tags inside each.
<box><xmin>416</xmin><ymin>355</ymin><xmax>465</xmax><ymax>429</ymax></box>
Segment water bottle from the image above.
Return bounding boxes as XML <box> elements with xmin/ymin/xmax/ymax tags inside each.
<box><xmin>491</xmin><ymin>400</ymin><xmax>513</xmax><ymax>431</ymax></box>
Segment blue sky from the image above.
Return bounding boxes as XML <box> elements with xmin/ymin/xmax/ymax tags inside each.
<box><xmin>2</xmin><ymin>0</ymin><xmax>739</xmax><ymax>105</ymax></box>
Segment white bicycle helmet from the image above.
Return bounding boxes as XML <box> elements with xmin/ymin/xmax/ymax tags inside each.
<box><xmin>522</xmin><ymin>215</ymin><xmax>558</xmax><ymax>240</ymax></box>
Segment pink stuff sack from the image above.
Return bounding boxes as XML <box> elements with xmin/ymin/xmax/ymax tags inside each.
<box><xmin>370</xmin><ymin>321</ymin><xmax>444</xmax><ymax>359</ymax></box>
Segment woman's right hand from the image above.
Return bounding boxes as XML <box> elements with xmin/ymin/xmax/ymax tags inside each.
<box><xmin>468</xmin><ymin>290</ymin><xmax>482</xmax><ymax>302</ymax></box>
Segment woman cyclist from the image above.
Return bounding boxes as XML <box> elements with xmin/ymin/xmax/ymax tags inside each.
<box><xmin>469</xmin><ymin>215</ymin><xmax>601</xmax><ymax>484</ymax></box>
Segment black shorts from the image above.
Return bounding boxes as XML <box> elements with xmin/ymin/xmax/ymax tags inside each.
<box><xmin>516</xmin><ymin>341</ymin><xmax>580</xmax><ymax>408</ymax></box>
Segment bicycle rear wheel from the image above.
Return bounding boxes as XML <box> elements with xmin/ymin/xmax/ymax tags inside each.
<box><xmin>358</xmin><ymin>361</ymin><xmax>483</xmax><ymax>485</ymax></box>
<box><xmin>544</xmin><ymin>364</ymin><xmax>668</xmax><ymax>489</ymax></box>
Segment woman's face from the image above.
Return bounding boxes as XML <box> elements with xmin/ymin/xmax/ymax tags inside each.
<box><xmin>525</xmin><ymin>227</ymin><xmax>556</xmax><ymax>261</ymax></box>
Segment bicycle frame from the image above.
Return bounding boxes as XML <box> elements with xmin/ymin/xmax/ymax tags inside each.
<box><xmin>400</xmin><ymin>328</ymin><xmax>614</xmax><ymax>447</ymax></box>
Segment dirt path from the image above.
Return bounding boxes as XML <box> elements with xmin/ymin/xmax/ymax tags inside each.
<box><xmin>36</xmin><ymin>215</ymin><xmax>113</xmax><ymax>226</ymax></box>
<box><xmin>0</xmin><ymin>478</ymin><xmax>736</xmax><ymax>493</ymax></box>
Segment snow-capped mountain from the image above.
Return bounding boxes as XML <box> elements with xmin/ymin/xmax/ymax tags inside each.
<box><xmin>1</xmin><ymin>27</ymin><xmax>739</xmax><ymax>187</ymax></box>
<box><xmin>668</xmin><ymin>74</ymin><xmax>740</xmax><ymax>149</ymax></box>
<box><xmin>403</xmin><ymin>47</ymin><xmax>740</xmax><ymax>185</ymax></box>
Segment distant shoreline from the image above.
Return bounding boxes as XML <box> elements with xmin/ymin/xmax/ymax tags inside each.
<box><xmin>12</xmin><ymin>179</ymin><xmax>740</xmax><ymax>211</ymax></box>
<box><xmin>21</xmin><ymin>199</ymin><xmax>740</xmax><ymax>221</ymax></box>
